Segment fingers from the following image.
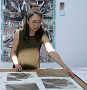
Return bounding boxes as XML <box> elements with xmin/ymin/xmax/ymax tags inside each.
<box><xmin>17</xmin><ymin>65</ymin><xmax>22</xmax><ymax>72</ymax></box>
<box><xmin>66</xmin><ymin>70</ymin><xmax>74</xmax><ymax>78</ymax></box>
<box><xmin>14</xmin><ymin>67</ymin><xmax>22</xmax><ymax>72</ymax></box>
<box><xmin>68</xmin><ymin>71</ymin><xmax>74</xmax><ymax>77</ymax></box>
<box><xmin>13</xmin><ymin>65</ymin><xmax>22</xmax><ymax>72</ymax></box>
<box><xmin>64</xmin><ymin>67</ymin><xmax>74</xmax><ymax>77</ymax></box>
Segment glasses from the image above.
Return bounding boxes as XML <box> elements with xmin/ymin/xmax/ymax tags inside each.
<box><xmin>32</xmin><ymin>21</ymin><xmax>42</xmax><ymax>26</ymax></box>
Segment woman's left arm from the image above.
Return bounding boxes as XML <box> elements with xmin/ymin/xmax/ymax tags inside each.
<box><xmin>42</xmin><ymin>34</ymin><xmax>74</xmax><ymax>77</ymax></box>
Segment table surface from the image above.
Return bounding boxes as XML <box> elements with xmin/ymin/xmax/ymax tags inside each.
<box><xmin>0</xmin><ymin>68</ymin><xmax>87</xmax><ymax>90</ymax></box>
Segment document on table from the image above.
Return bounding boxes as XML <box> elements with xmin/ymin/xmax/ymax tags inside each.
<box><xmin>0</xmin><ymin>72</ymin><xmax>84</xmax><ymax>90</ymax></box>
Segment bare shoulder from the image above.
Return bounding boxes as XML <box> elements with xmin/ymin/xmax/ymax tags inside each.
<box><xmin>15</xmin><ymin>29</ymin><xmax>19</xmax><ymax>35</ymax></box>
<box><xmin>14</xmin><ymin>29</ymin><xmax>19</xmax><ymax>39</ymax></box>
<box><xmin>42</xmin><ymin>34</ymin><xmax>50</xmax><ymax>43</ymax></box>
<box><xmin>42</xmin><ymin>34</ymin><xmax>47</xmax><ymax>38</ymax></box>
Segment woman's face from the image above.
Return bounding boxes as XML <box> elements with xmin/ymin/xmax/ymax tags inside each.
<box><xmin>27</xmin><ymin>14</ymin><xmax>42</xmax><ymax>33</ymax></box>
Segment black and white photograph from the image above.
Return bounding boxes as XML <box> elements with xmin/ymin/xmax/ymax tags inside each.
<box><xmin>3</xmin><ymin>82</ymin><xmax>40</xmax><ymax>90</ymax></box>
<box><xmin>3</xmin><ymin>79</ymin><xmax>46</xmax><ymax>90</ymax></box>
<box><xmin>1</xmin><ymin>0</ymin><xmax>55</xmax><ymax>62</ymax></box>
<box><xmin>0</xmin><ymin>72</ymin><xmax>85</xmax><ymax>90</ymax></box>
<box><xmin>60</xmin><ymin>2</ymin><xmax>65</xmax><ymax>16</ymax></box>
<box><xmin>39</xmin><ymin>77</ymin><xmax>84</xmax><ymax>90</ymax></box>
<box><xmin>4</xmin><ymin>72</ymin><xmax>38</xmax><ymax>82</ymax></box>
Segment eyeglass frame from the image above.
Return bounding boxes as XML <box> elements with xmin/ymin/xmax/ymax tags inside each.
<box><xmin>31</xmin><ymin>21</ymin><xmax>42</xmax><ymax>26</ymax></box>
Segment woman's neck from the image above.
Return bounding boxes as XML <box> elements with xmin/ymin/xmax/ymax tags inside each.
<box><xmin>29</xmin><ymin>29</ymin><xmax>35</xmax><ymax>36</ymax></box>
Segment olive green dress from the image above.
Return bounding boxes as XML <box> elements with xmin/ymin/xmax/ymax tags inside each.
<box><xmin>13</xmin><ymin>28</ymin><xmax>42</xmax><ymax>69</ymax></box>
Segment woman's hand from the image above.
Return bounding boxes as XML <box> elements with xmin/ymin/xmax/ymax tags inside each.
<box><xmin>14</xmin><ymin>64</ymin><xmax>22</xmax><ymax>72</ymax></box>
<box><xmin>64</xmin><ymin>66</ymin><xmax>74</xmax><ymax>77</ymax></box>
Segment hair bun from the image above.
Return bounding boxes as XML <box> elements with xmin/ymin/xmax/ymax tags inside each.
<box><xmin>30</xmin><ymin>3</ymin><xmax>36</xmax><ymax>9</ymax></box>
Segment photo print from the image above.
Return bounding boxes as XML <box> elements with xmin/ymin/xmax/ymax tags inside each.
<box><xmin>1</xmin><ymin>0</ymin><xmax>55</xmax><ymax>63</ymax></box>
<box><xmin>3</xmin><ymin>79</ymin><xmax>46</xmax><ymax>90</ymax></box>
<box><xmin>3</xmin><ymin>82</ymin><xmax>40</xmax><ymax>90</ymax></box>
<box><xmin>4</xmin><ymin>72</ymin><xmax>38</xmax><ymax>82</ymax></box>
<box><xmin>60</xmin><ymin>2</ymin><xmax>65</xmax><ymax>16</ymax></box>
<box><xmin>39</xmin><ymin>77</ymin><xmax>84</xmax><ymax>90</ymax></box>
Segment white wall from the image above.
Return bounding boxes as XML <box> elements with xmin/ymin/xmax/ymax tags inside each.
<box><xmin>55</xmin><ymin>0</ymin><xmax>87</xmax><ymax>68</ymax></box>
<box><xmin>0</xmin><ymin>0</ymin><xmax>87</xmax><ymax>68</ymax></box>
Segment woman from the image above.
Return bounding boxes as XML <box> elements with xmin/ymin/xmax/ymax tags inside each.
<box><xmin>11</xmin><ymin>3</ymin><xmax>73</xmax><ymax>77</ymax></box>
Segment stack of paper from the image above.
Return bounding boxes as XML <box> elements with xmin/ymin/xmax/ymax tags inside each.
<box><xmin>0</xmin><ymin>72</ymin><xmax>84</xmax><ymax>90</ymax></box>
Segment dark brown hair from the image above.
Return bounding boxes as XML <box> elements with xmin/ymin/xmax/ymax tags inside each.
<box><xmin>23</xmin><ymin>3</ymin><xmax>45</xmax><ymax>42</ymax></box>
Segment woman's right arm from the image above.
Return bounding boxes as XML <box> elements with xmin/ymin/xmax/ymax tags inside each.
<box><xmin>11</xmin><ymin>30</ymin><xmax>22</xmax><ymax>72</ymax></box>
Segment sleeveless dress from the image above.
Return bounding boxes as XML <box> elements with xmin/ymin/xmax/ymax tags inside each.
<box><xmin>13</xmin><ymin>28</ymin><xmax>42</xmax><ymax>69</ymax></box>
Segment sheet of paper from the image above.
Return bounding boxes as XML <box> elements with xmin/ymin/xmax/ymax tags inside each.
<box><xmin>0</xmin><ymin>73</ymin><xmax>6</xmax><ymax>83</ymax></box>
<box><xmin>38</xmin><ymin>77</ymin><xmax>84</xmax><ymax>90</ymax></box>
<box><xmin>3</xmin><ymin>80</ymin><xmax>45</xmax><ymax>90</ymax></box>
<box><xmin>0</xmin><ymin>72</ymin><xmax>85</xmax><ymax>90</ymax></box>
<box><xmin>0</xmin><ymin>84</ymin><xmax>3</xmax><ymax>90</ymax></box>
<box><xmin>72</xmin><ymin>70</ymin><xmax>87</xmax><ymax>84</ymax></box>
<box><xmin>1</xmin><ymin>72</ymin><xmax>45</xmax><ymax>90</ymax></box>
<box><xmin>4</xmin><ymin>72</ymin><xmax>38</xmax><ymax>82</ymax></box>
<box><xmin>3</xmin><ymin>82</ymin><xmax>40</xmax><ymax>90</ymax></box>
